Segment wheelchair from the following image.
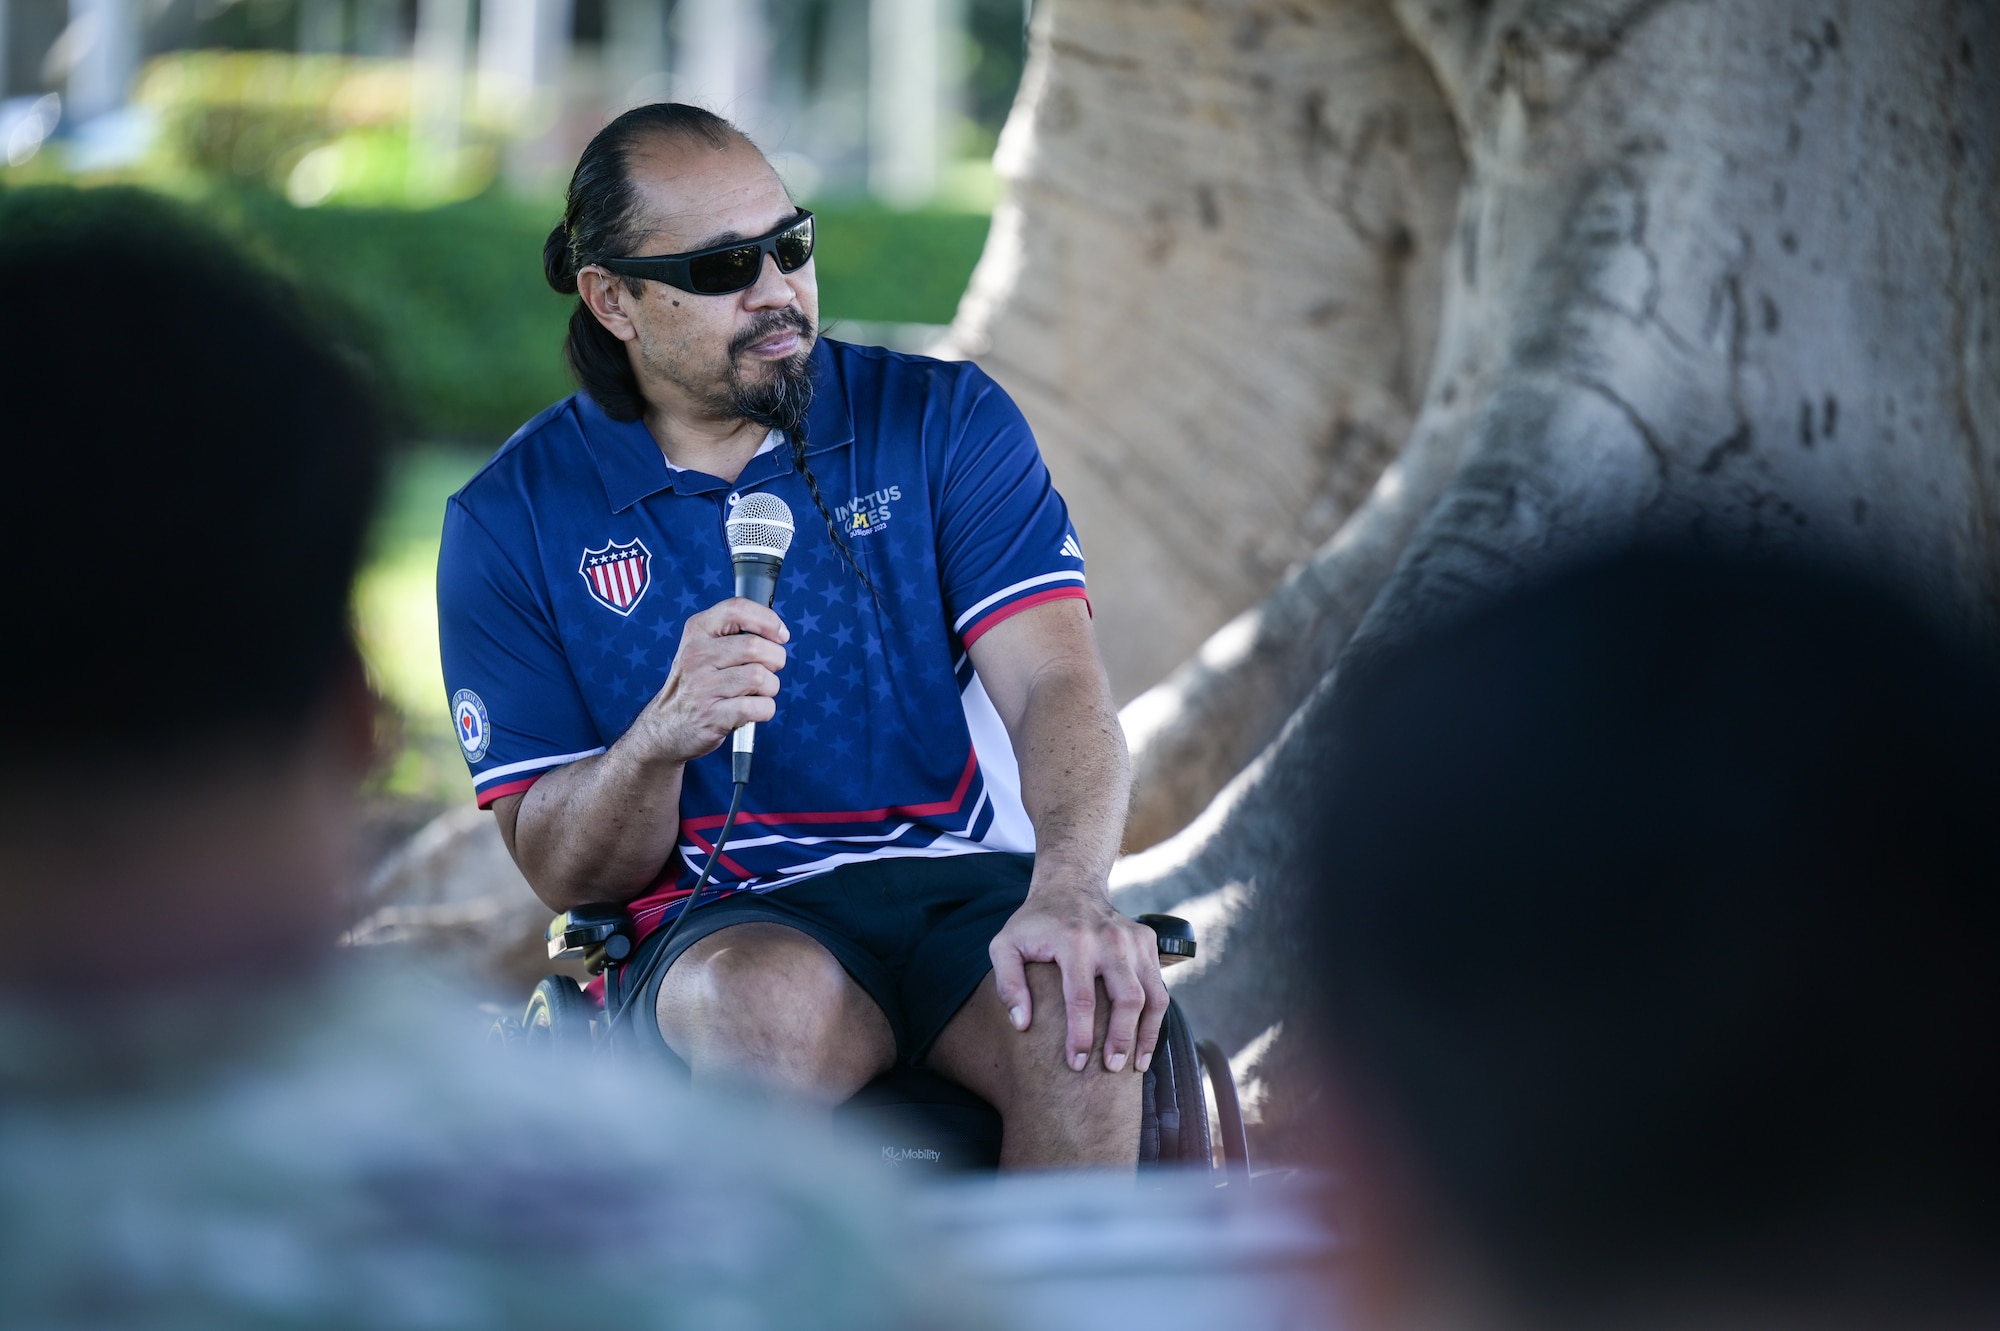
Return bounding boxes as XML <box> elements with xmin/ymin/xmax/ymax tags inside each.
<box><xmin>495</xmin><ymin>903</ymin><xmax>1253</xmax><ymax>1179</ymax></box>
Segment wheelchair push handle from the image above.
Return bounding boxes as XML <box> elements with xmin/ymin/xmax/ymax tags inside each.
<box><xmin>1136</xmin><ymin>913</ymin><xmax>1197</xmax><ymax>966</ymax></box>
<box><xmin>546</xmin><ymin>902</ymin><xmax>636</xmax><ymax>973</ymax></box>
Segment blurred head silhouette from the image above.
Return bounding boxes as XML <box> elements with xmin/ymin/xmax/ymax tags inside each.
<box><xmin>1307</xmin><ymin>546</ymin><xmax>2000</xmax><ymax>1331</ymax></box>
<box><xmin>0</xmin><ymin>187</ymin><xmax>386</xmax><ymax>998</ymax></box>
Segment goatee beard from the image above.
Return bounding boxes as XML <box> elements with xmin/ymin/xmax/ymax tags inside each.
<box><xmin>728</xmin><ymin>309</ymin><xmax>817</xmax><ymax>440</ymax></box>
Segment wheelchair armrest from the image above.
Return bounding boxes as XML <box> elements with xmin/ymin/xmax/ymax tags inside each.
<box><xmin>546</xmin><ymin>902</ymin><xmax>636</xmax><ymax>973</ymax></box>
<box><xmin>1135</xmin><ymin>913</ymin><xmax>1197</xmax><ymax>965</ymax></box>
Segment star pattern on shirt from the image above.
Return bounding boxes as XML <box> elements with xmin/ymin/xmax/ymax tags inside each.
<box><xmin>651</xmin><ymin>616</ymin><xmax>678</xmax><ymax>641</ymax></box>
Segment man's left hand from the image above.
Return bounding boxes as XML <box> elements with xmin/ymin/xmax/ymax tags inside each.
<box><xmin>988</xmin><ymin>881</ymin><xmax>1171</xmax><ymax>1073</ymax></box>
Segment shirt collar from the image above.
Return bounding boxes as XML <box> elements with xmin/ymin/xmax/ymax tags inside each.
<box><xmin>579</xmin><ymin>337</ymin><xmax>857</xmax><ymax>514</ymax></box>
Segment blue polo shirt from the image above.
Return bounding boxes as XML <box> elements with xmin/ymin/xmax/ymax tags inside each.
<box><xmin>436</xmin><ymin>339</ymin><xmax>1089</xmax><ymax>937</ymax></box>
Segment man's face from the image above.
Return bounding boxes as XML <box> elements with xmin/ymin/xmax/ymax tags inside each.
<box><xmin>591</xmin><ymin>133</ymin><xmax>819</xmax><ymax>424</ymax></box>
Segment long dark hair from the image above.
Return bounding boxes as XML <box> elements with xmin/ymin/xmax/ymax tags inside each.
<box><xmin>543</xmin><ymin>103</ymin><xmax>738</xmax><ymax>422</ymax></box>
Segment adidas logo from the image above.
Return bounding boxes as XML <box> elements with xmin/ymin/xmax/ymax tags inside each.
<box><xmin>1060</xmin><ymin>534</ymin><xmax>1084</xmax><ymax>560</ymax></box>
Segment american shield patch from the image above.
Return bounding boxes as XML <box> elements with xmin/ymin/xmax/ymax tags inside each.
<box><xmin>579</xmin><ymin>538</ymin><xmax>652</xmax><ymax>616</ymax></box>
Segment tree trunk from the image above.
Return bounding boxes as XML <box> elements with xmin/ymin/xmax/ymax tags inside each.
<box><xmin>962</xmin><ymin>0</ymin><xmax>1998</xmax><ymax>1154</ymax></box>
<box><xmin>946</xmin><ymin>0</ymin><xmax>1465</xmax><ymax>703</ymax></box>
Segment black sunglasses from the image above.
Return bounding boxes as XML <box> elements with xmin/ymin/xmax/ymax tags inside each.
<box><xmin>594</xmin><ymin>211</ymin><xmax>815</xmax><ymax>296</ymax></box>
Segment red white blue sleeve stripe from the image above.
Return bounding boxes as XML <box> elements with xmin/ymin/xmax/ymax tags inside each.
<box><xmin>473</xmin><ymin>746</ymin><xmax>607</xmax><ymax>807</ymax></box>
<box><xmin>953</xmin><ymin>570</ymin><xmax>1091</xmax><ymax>647</ymax></box>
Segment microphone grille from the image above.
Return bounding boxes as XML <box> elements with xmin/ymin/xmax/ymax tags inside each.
<box><xmin>726</xmin><ymin>492</ymin><xmax>796</xmax><ymax>559</ymax></box>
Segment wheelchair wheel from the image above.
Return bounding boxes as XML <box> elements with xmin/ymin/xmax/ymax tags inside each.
<box><xmin>522</xmin><ymin>974</ymin><xmax>594</xmax><ymax>1053</ymax></box>
<box><xmin>1196</xmin><ymin>1037</ymin><xmax>1252</xmax><ymax>1183</ymax></box>
<box><xmin>1143</xmin><ymin>999</ymin><xmax>1214</xmax><ymax>1169</ymax></box>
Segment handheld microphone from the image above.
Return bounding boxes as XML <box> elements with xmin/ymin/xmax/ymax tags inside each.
<box><xmin>723</xmin><ymin>492</ymin><xmax>795</xmax><ymax>784</ymax></box>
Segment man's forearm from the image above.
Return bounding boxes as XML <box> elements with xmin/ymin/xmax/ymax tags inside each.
<box><xmin>1013</xmin><ymin>665</ymin><xmax>1131</xmax><ymax>895</ymax></box>
<box><xmin>507</xmin><ymin>741</ymin><xmax>685</xmax><ymax>909</ymax></box>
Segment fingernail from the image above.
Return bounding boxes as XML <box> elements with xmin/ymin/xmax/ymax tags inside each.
<box><xmin>1009</xmin><ymin>1005</ymin><xmax>1026</xmax><ymax>1030</ymax></box>
<box><xmin>1107</xmin><ymin>1052</ymin><xmax>1126</xmax><ymax>1072</ymax></box>
<box><xmin>1071</xmin><ymin>1052</ymin><xmax>1087</xmax><ymax>1072</ymax></box>
<box><xmin>1136</xmin><ymin>1053</ymin><xmax>1151</xmax><ymax>1073</ymax></box>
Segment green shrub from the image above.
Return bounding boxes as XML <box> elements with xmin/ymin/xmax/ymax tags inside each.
<box><xmin>227</xmin><ymin>192</ymin><xmax>991</xmax><ymax>442</ymax></box>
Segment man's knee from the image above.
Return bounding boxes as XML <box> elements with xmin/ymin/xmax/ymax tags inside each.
<box><xmin>657</xmin><ymin>922</ymin><xmax>892</xmax><ymax>1097</ymax></box>
<box><xmin>994</xmin><ymin>963</ymin><xmax>1137</xmax><ymax>1108</ymax></box>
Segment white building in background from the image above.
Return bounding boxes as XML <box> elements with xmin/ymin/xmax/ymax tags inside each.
<box><xmin>0</xmin><ymin>0</ymin><xmax>983</xmax><ymax>205</ymax></box>
<box><xmin>47</xmin><ymin>0</ymin><xmax>135</xmax><ymax>120</ymax></box>
<box><xmin>867</xmin><ymin>0</ymin><xmax>954</xmax><ymax>207</ymax></box>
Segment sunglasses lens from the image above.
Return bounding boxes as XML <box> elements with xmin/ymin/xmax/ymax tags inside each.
<box><xmin>687</xmin><ymin>245</ymin><xmax>763</xmax><ymax>294</ymax></box>
<box><xmin>774</xmin><ymin>217</ymin><xmax>814</xmax><ymax>272</ymax></box>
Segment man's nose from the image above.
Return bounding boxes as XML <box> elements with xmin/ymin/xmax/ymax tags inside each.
<box><xmin>742</xmin><ymin>252</ymin><xmax>797</xmax><ymax>308</ymax></box>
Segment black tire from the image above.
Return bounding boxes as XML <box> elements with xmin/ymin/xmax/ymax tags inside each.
<box><xmin>1196</xmin><ymin>1037</ymin><xmax>1251</xmax><ymax>1183</ymax></box>
<box><xmin>1145</xmin><ymin>999</ymin><xmax>1213</xmax><ymax>1170</ymax></box>
<box><xmin>523</xmin><ymin>975</ymin><xmax>594</xmax><ymax>1053</ymax></box>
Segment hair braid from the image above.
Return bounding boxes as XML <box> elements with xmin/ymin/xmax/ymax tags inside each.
<box><xmin>789</xmin><ymin>429</ymin><xmax>878</xmax><ymax>603</ymax></box>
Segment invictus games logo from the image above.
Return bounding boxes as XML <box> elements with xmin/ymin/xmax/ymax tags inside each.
<box><xmin>835</xmin><ymin>485</ymin><xmax>900</xmax><ymax>537</ymax></box>
<box><xmin>579</xmin><ymin>537</ymin><xmax>652</xmax><ymax>615</ymax></box>
<box><xmin>451</xmin><ymin>689</ymin><xmax>491</xmax><ymax>763</ymax></box>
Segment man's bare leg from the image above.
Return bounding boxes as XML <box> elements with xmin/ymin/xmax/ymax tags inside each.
<box><xmin>926</xmin><ymin>961</ymin><xmax>1141</xmax><ymax>1169</ymax></box>
<box><xmin>656</xmin><ymin>921</ymin><xmax>895</xmax><ymax>1106</ymax></box>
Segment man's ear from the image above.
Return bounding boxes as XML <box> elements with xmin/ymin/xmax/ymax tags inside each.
<box><xmin>578</xmin><ymin>266</ymin><xmax>641</xmax><ymax>343</ymax></box>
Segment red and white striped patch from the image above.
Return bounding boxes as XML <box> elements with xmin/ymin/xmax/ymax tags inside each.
<box><xmin>578</xmin><ymin>538</ymin><xmax>653</xmax><ymax>616</ymax></box>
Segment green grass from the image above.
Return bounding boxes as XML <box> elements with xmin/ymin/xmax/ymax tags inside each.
<box><xmin>355</xmin><ymin>444</ymin><xmax>492</xmax><ymax>803</ymax></box>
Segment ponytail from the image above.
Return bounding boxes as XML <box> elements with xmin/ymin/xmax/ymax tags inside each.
<box><xmin>547</xmin><ymin>103</ymin><xmax>740</xmax><ymax>423</ymax></box>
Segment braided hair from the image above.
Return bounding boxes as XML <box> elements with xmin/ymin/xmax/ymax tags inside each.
<box><xmin>543</xmin><ymin>103</ymin><xmax>870</xmax><ymax>597</ymax></box>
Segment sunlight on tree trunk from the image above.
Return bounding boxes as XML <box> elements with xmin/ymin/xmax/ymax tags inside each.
<box><xmin>947</xmin><ymin>0</ymin><xmax>1464</xmax><ymax>704</ymax></box>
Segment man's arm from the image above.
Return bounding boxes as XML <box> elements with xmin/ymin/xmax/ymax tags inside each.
<box><xmin>492</xmin><ymin>599</ymin><xmax>789</xmax><ymax>911</ymax></box>
<box><xmin>968</xmin><ymin>597</ymin><xmax>1170</xmax><ymax>1074</ymax></box>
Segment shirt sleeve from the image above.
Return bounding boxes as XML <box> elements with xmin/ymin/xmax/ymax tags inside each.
<box><xmin>437</xmin><ymin>498</ymin><xmax>606</xmax><ymax>807</ymax></box>
<box><xmin>933</xmin><ymin>367</ymin><xmax>1090</xmax><ymax>648</ymax></box>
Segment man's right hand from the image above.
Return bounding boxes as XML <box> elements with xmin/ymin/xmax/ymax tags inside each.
<box><xmin>629</xmin><ymin>598</ymin><xmax>790</xmax><ymax>766</ymax></box>
<box><xmin>494</xmin><ymin>598</ymin><xmax>787</xmax><ymax>910</ymax></box>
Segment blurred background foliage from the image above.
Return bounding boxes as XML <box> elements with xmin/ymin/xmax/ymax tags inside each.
<box><xmin>1</xmin><ymin>39</ymin><xmax>1003</xmax><ymax>835</ymax></box>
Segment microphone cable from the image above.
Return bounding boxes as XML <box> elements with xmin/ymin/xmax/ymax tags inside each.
<box><xmin>603</xmin><ymin>776</ymin><xmax>748</xmax><ymax>1048</ymax></box>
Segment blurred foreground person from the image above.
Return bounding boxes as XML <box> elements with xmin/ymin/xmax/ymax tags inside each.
<box><xmin>1307</xmin><ymin>547</ymin><xmax>2000</xmax><ymax>1331</ymax></box>
<box><xmin>0</xmin><ymin>187</ymin><xmax>971</xmax><ymax>1330</ymax></box>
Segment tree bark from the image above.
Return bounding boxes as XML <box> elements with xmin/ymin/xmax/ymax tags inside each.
<box><xmin>1099</xmin><ymin>0</ymin><xmax>1999</xmax><ymax>1153</ymax></box>
<box><xmin>947</xmin><ymin>0</ymin><xmax>1464</xmax><ymax>702</ymax></box>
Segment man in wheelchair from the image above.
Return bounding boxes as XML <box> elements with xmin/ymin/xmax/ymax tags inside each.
<box><xmin>439</xmin><ymin>103</ymin><xmax>1171</xmax><ymax>1168</ymax></box>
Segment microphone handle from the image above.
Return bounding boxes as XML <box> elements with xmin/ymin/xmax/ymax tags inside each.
<box><xmin>733</xmin><ymin>553</ymin><xmax>782</xmax><ymax>609</ymax></box>
<box><xmin>729</xmin><ymin>551</ymin><xmax>784</xmax><ymax>784</ymax></box>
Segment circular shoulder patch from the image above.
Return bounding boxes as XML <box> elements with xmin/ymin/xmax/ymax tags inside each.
<box><xmin>450</xmin><ymin>689</ymin><xmax>492</xmax><ymax>764</ymax></box>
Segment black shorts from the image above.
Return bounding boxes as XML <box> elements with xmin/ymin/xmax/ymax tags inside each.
<box><xmin>615</xmin><ymin>852</ymin><xmax>1034</xmax><ymax>1066</ymax></box>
